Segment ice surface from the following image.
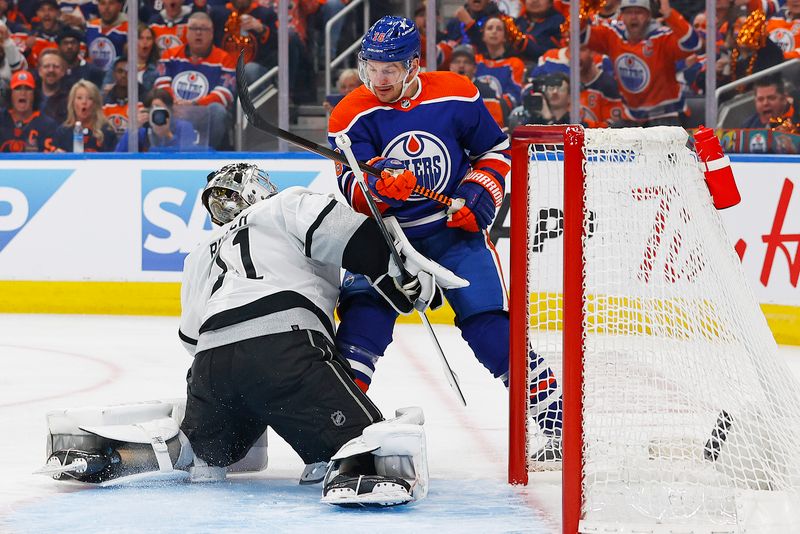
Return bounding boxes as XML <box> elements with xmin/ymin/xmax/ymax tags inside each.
<box><xmin>1</xmin><ymin>314</ymin><xmax>797</xmax><ymax>533</ymax></box>
<box><xmin>0</xmin><ymin>315</ymin><xmax>560</xmax><ymax>533</ymax></box>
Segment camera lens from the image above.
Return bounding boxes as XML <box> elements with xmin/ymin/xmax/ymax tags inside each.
<box><xmin>150</xmin><ymin>108</ymin><xmax>170</xmax><ymax>126</ymax></box>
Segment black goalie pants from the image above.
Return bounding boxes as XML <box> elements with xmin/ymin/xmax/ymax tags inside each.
<box><xmin>181</xmin><ymin>329</ymin><xmax>384</xmax><ymax>466</ymax></box>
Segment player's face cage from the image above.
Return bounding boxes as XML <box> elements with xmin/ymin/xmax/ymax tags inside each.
<box><xmin>203</xmin><ymin>164</ymin><xmax>278</xmax><ymax>225</ymax></box>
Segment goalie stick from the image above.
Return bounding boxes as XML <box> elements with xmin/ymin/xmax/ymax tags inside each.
<box><xmin>235</xmin><ymin>53</ymin><xmax>463</xmax><ymax>211</ymax></box>
<box><xmin>336</xmin><ymin>133</ymin><xmax>467</xmax><ymax>407</ymax></box>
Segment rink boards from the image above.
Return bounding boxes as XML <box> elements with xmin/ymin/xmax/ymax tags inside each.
<box><xmin>0</xmin><ymin>152</ymin><xmax>797</xmax><ymax>344</ymax></box>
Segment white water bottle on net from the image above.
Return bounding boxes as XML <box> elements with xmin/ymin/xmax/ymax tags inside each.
<box><xmin>507</xmin><ymin>125</ymin><xmax>800</xmax><ymax>533</ymax></box>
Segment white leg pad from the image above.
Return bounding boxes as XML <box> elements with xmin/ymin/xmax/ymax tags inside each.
<box><xmin>328</xmin><ymin>407</ymin><xmax>429</xmax><ymax>501</ymax></box>
<box><xmin>46</xmin><ymin>399</ymin><xmax>268</xmax><ymax>474</ymax></box>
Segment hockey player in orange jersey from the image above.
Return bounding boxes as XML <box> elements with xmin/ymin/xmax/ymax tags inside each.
<box><xmin>582</xmin><ymin>0</ymin><xmax>702</xmax><ymax>125</ymax></box>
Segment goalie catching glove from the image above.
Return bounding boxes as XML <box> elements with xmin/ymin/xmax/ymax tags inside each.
<box><xmin>447</xmin><ymin>169</ymin><xmax>504</xmax><ymax>232</ymax></box>
<box><xmin>365</xmin><ymin>157</ymin><xmax>417</xmax><ymax>207</ymax></box>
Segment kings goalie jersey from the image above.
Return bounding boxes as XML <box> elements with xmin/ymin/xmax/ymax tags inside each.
<box><xmin>328</xmin><ymin>71</ymin><xmax>510</xmax><ymax>240</ymax></box>
<box><xmin>178</xmin><ymin>187</ymin><xmax>368</xmax><ymax>356</ymax></box>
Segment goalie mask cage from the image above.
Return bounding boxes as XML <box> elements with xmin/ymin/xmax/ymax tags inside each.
<box><xmin>507</xmin><ymin>125</ymin><xmax>800</xmax><ymax>534</ymax></box>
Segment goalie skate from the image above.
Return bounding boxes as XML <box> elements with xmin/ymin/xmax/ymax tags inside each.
<box><xmin>530</xmin><ymin>438</ymin><xmax>562</xmax><ymax>472</ymax></box>
<box><xmin>35</xmin><ymin>449</ymin><xmax>117</xmax><ymax>482</ymax></box>
<box><xmin>321</xmin><ymin>474</ymin><xmax>413</xmax><ymax>507</ymax></box>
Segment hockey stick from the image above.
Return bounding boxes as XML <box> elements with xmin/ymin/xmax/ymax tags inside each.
<box><xmin>336</xmin><ymin>133</ymin><xmax>467</xmax><ymax>407</ymax></box>
<box><xmin>235</xmin><ymin>53</ymin><xmax>462</xmax><ymax>210</ymax></box>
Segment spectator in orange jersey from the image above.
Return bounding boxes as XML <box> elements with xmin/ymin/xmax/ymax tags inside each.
<box><xmin>37</xmin><ymin>48</ymin><xmax>69</xmax><ymax>124</ymax></box>
<box><xmin>766</xmin><ymin>0</ymin><xmax>800</xmax><ymax>58</ymax></box>
<box><xmin>149</xmin><ymin>0</ymin><xmax>192</xmax><ymax>52</ymax></box>
<box><xmin>582</xmin><ymin>0</ymin><xmax>702</xmax><ymax>125</ymax></box>
<box><xmin>102</xmin><ymin>55</ymin><xmax>144</xmax><ymax>136</ymax></box>
<box><xmin>155</xmin><ymin>12</ymin><xmax>235</xmax><ymax>149</ymax></box>
<box><xmin>54</xmin><ymin>79</ymin><xmax>118</xmax><ymax>151</ymax></box>
<box><xmin>0</xmin><ymin>70</ymin><xmax>57</xmax><ymax>152</ymax></box>
<box><xmin>449</xmin><ymin>43</ymin><xmax>511</xmax><ymax>127</ymax></box>
<box><xmin>576</xmin><ymin>46</ymin><xmax>627</xmax><ymax>126</ymax></box>
<box><xmin>474</xmin><ymin>15</ymin><xmax>526</xmax><ymax>109</ymax></box>
<box><xmin>25</xmin><ymin>0</ymin><xmax>62</xmax><ymax>69</ymax></box>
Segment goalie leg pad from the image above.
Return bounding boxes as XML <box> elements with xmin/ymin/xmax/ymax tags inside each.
<box><xmin>322</xmin><ymin>407</ymin><xmax>428</xmax><ymax>506</ymax></box>
<box><xmin>42</xmin><ymin>400</ymin><xmax>193</xmax><ymax>485</ymax></box>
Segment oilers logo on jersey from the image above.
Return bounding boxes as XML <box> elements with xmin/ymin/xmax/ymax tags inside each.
<box><xmin>173</xmin><ymin>71</ymin><xmax>210</xmax><ymax>101</ymax></box>
<box><xmin>382</xmin><ymin>131</ymin><xmax>451</xmax><ymax>195</ymax></box>
<box><xmin>615</xmin><ymin>53</ymin><xmax>650</xmax><ymax>94</ymax></box>
<box><xmin>157</xmin><ymin>34</ymin><xmax>184</xmax><ymax>51</ymax></box>
<box><xmin>769</xmin><ymin>28</ymin><xmax>795</xmax><ymax>52</ymax></box>
<box><xmin>89</xmin><ymin>37</ymin><xmax>116</xmax><ymax>70</ymax></box>
<box><xmin>106</xmin><ymin>113</ymin><xmax>127</xmax><ymax>134</ymax></box>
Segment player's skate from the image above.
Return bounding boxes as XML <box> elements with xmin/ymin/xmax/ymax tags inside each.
<box><xmin>530</xmin><ymin>436</ymin><xmax>562</xmax><ymax>471</ymax></box>
<box><xmin>322</xmin><ymin>473</ymin><xmax>413</xmax><ymax>507</ymax></box>
<box><xmin>299</xmin><ymin>461</ymin><xmax>328</xmax><ymax>485</ymax></box>
<box><xmin>36</xmin><ymin>447</ymin><xmax>120</xmax><ymax>483</ymax></box>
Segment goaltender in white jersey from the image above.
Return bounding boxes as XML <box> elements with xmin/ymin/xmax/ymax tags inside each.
<box><xmin>179</xmin><ymin>179</ymin><xmax>358</xmax><ymax>354</ymax></box>
<box><xmin>39</xmin><ymin>163</ymin><xmax>467</xmax><ymax>508</ymax></box>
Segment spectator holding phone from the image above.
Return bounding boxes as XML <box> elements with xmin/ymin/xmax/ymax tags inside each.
<box><xmin>115</xmin><ymin>88</ymin><xmax>203</xmax><ymax>152</ymax></box>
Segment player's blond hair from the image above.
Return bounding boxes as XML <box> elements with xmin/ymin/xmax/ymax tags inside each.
<box><xmin>65</xmin><ymin>80</ymin><xmax>109</xmax><ymax>146</ymax></box>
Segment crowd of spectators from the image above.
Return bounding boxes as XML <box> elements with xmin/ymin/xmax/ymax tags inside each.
<box><xmin>0</xmin><ymin>0</ymin><xmax>798</xmax><ymax>154</ymax></box>
<box><xmin>409</xmin><ymin>0</ymin><xmax>798</xmax><ymax>135</ymax></box>
<box><xmin>0</xmin><ymin>0</ymin><xmax>346</xmax><ymax>153</ymax></box>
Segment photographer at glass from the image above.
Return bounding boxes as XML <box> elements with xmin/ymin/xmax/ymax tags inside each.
<box><xmin>115</xmin><ymin>88</ymin><xmax>203</xmax><ymax>152</ymax></box>
<box><xmin>509</xmin><ymin>72</ymin><xmax>571</xmax><ymax>128</ymax></box>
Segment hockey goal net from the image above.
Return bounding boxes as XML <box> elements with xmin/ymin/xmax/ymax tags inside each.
<box><xmin>508</xmin><ymin>125</ymin><xmax>800</xmax><ymax>533</ymax></box>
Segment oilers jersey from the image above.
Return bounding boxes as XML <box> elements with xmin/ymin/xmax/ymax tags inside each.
<box><xmin>327</xmin><ymin>71</ymin><xmax>510</xmax><ymax>240</ymax></box>
<box><xmin>0</xmin><ymin>111</ymin><xmax>57</xmax><ymax>153</ymax></box>
<box><xmin>766</xmin><ymin>8</ymin><xmax>800</xmax><ymax>59</ymax></box>
<box><xmin>474</xmin><ymin>54</ymin><xmax>526</xmax><ymax>108</ymax></box>
<box><xmin>155</xmin><ymin>45</ymin><xmax>237</xmax><ymax>107</ymax></box>
<box><xmin>85</xmin><ymin>18</ymin><xmax>128</xmax><ymax>71</ymax></box>
<box><xmin>531</xmin><ymin>48</ymin><xmax>628</xmax><ymax>126</ymax></box>
<box><xmin>582</xmin><ymin>9</ymin><xmax>702</xmax><ymax>120</ymax></box>
<box><xmin>149</xmin><ymin>8</ymin><xmax>191</xmax><ymax>51</ymax></box>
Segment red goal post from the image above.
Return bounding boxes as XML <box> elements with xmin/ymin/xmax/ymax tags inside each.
<box><xmin>508</xmin><ymin>125</ymin><xmax>584</xmax><ymax>533</ymax></box>
<box><xmin>507</xmin><ymin>125</ymin><xmax>800</xmax><ymax>534</ymax></box>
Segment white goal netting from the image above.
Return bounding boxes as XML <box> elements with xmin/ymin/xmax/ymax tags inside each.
<box><xmin>520</xmin><ymin>127</ymin><xmax>800</xmax><ymax>533</ymax></box>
